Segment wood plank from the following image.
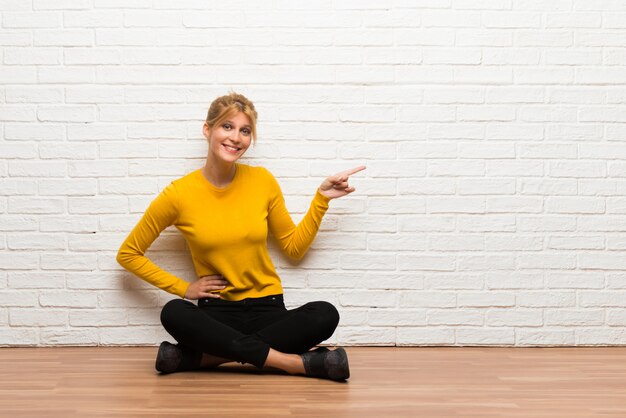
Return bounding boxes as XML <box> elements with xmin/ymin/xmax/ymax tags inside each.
<box><xmin>0</xmin><ymin>347</ymin><xmax>625</xmax><ymax>417</ymax></box>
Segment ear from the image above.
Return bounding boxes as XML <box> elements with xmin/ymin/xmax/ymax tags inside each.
<box><xmin>202</xmin><ymin>122</ymin><xmax>211</xmax><ymax>140</ymax></box>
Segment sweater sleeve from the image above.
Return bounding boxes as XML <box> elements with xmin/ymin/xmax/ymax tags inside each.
<box><xmin>266</xmin><ymin>170</ymin><xmax>331</xmax><ymax>260</ymax></box>
<box><xmin>116</xmin><ymin>182</ymin><xmax>190</xmax><ymax>298</ymax></box>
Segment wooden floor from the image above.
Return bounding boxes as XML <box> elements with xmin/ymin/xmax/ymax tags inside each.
<box><xmin>1</xmin><ymin>346</ymin><xmax>626</xmax><ymax>417</ymax></box>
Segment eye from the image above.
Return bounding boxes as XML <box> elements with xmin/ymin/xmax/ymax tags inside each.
<box><xmin>223</xmin><ymin>123</ymin><xmax>232</xmax><ymax>130</ymax></box>
<box><xmin>241</xmin><ymin>128</ymin><xmax>251</xmax><ymax>136</ymax></box>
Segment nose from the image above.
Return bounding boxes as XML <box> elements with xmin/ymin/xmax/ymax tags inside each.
<box><xmin>228</xmin><ymin>130</ymin><xmax>242</xmax><ymax>144</ymax></box>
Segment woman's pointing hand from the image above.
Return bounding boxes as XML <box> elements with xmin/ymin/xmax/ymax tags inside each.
<box><xmin>318</xmin><ymin>166</ymin><xmax>366</xmax><ymax>200</ymax></box>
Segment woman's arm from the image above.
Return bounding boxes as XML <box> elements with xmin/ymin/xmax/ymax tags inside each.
<box><xmin>116</xmin><ymin>183</ymin><xmax>190</xmax><ymax>298</ymax></box>
<box><xmin>267</xmin><ymin>166</ymin><xmax>365</xmax><ymax>260</ymax></box>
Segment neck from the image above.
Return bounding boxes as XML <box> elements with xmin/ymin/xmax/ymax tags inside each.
<box><xmin>202</xmin><ymin>156</ymin><xmax>237</xmax><ymax>188</ymax></box>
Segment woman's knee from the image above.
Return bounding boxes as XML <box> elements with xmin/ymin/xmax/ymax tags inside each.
<box><xmin>160</xmin><ymin>298</ymin><xmax>190</xmax><ymax>328</ymax></box>
<box><xmin>308</xmin><ymin>301</ymin><xmax>340</xmax><ymax>335</ymax></box>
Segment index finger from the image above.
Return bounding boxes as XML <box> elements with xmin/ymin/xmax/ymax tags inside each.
<box><xmin>201</xmin><ymin>274</ymin><xmax>223</xmax><ymax>281</ymax></box>
<box><xmin>340</xmin><ymin>165</ymin><xmax>366</xmax><ymax>177</ymax></box>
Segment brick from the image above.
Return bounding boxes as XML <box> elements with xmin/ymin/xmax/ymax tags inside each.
<box><xmin>399</xmin><ymin>105</ymin><xmax>455</xmax><ymax>122</ymax></box>
<box><xmin>457</xmin><ymin>179</ymin><xmax>516</xmax><ymax>194</ymax></box>
<box><xmin>607</xmin><ymin>310</ymin><xmax>626</xmax><ymax>326</ymax></box>
<box><xmin>563</xmin><ymin>155</ymin><xmax>610</xmax><ymax>177</ymax></box>
<box><xmin>457</xmin><ymin>31</ymin><xmax>513</xmax><ymax>47</ymax></box>
<box><xmin>8</xmin><ymin>234</ymin><xmax>66</xmax><ymax>250</ymax></box>
<box><xmin>8</xmin><ymin>272</ymin><xmax>65</xmax><ymax>289</ymax></box>
<box><xmin>484</xmin><ymin>48</ymin><xmax>541</xmax><ymax>65</ymax></box>
<box><xmin>457</xmin><ymin>328</ymin><xmax>515</xmax><ymax>345</ymax></box>
<box><xmin>579</xmin><ymin>255</ymin><xmax>626</xmax><ymax>271</ymax></box>
<box><xmin>397</xmin><ymin>328</ymin><xmax>455</xmax><ymax>345</ymax></box>
<box><xmin>369</xmin><ymin>234</ymin><xmax>427</xmax><ymax>251</ymax></box>
<box><xmin>428</xmin><ymin>160</ymin><xmax>485</xmax><ymax>176</ymax></box>
<box><xmin>312</xmin><ymin>233</ymin><xmax>366</xmax><ymax>251</ymax></box>
<box><xmin>368</xmin><ymin>309</ymin><xmax>427</xmax><ymax>327</ymax></box>
<box><xmin>369</xmin><ymin>197</ymin><xmax>426</xmax><ymax>214</ymax></box>
<box><xmin>457</xmin><ymin>255</ymin><xmax>516</xmax><ymax>271</ymax></box>
<box><xmin>576</xmin><ymin>329</ymin><xmax>626</xmax><ymax>345</ymax></box>
<box><xmin>458</xmin><ymin>292</ymin><xmax>515</xmax><ymax>307</ymax></box>
<box><xmin>340</xmin><ymin>253</ymin><xmax>396</xmax><ymax>271</ymax></box>
<box><xmin>428</xmin><ymin>124</ymin><xmax>484</xmax><ymax>140</ymax></box>
<box><xmin>548</xmin><ymin>49</ymin><xmax>603</xmax><ymax>65</ymax></box>
<box><xmin>338</xmin><ymin>327</ymin><xmax>396</xmax><ymax>345</ymax></box>
<box><xmin>486</xmin><ymin>272</ymin><xmax>544</xmax><ymax>289</ymax></box>
<box><xmin>339</xmin><ymin>291</ymin><xmax>397</xmax><ymax>308</ymax></box>
<box><xmin>40</xmin><ymin>291</ymin><xmax>97</xmax><ymax>308</ymax></box>
<box><xmin>128</xmin><ymin>309</ymin><xmax>161</xmax><ymax>326</ymax></box>
<box><xmin>40</xmin><ymin>216</ymin><xmax>97</xmax><ymax>233</ymax></box>
<box><xmin>486</xmin><ymin>87</ymin><xmax>544</xmax><ymax>103</ymax></box>
<box><xmin>518</xmin><ymin>253</ymin><xmax>576</xmax><ymax>269</ymax></box>
<box><xmin>10</xmin><ymin>309</ymin><xmax>67</xmax><ymax>326</ymax></box>
<box><xmin>579</xmin><ymin>180</ymin><xmax>626</xmax><ymax>196</ymax></box>
<box><xmin>517</xmin><ymin>292</ymin><xmax>576</xmax><ymax>308</ymax></box>
<box><xmin>519</xmin><ymin>105</ymin><xmax>577</xmax><ymax>122</ymax></box>
<box><xmin>486</xmin><ymin>196</ymin><xmax>544</xmax><ymax>213</ymax></box>
<box><xmin>399</xmin><ymin>215</ymin><xmax>455</xmax><ymax>232</ymax></box>
<box><xmin>520</xmin><ymin>179</ymin><xmax>577</xmax><ymax>195</ymax></box>
<box><xmin>545</xmin><ymin>124</ymin><xmax>603</xmax><ymax>141</ymax></box>
<box><xmin>458</xmin><ymin>215</ymin><xmax>516</xmax><ymax>232</ymax></box>
<box><xmin>454</xmin><ymin>67</ymin><xmax>513</xmax><ymax>84</ymax></box>
<box><xmin>546</xmin><ymin>12</ymin><xmax>601</xmax><ymax>28</ymax></box>
<box><xmin>70</xmin><ymin>310</ymin><xmax>128</xmax><ymax>327</ymax></box>
<box><xmin>427</xmin><ymin>309</ymin><xmax>484</xmax><ymax>326</ymax></box>
<box><xmin>5</xmin><ymin>86</ymin><xmax>62</xmax><ymax>102</ymax></box>
<box><xmin>486</xmin><ymin>123</ymin><xmax>544</xmax><ymax>140</ymax></box>
<box><xmin>8</xmin><ymin>197</ymin><xmax>65</xmax><ymax>214</ymax></box>
<box><xmin>64</xmin><ymin>47</ymin><xmax>120</xmax><ymax>64</ymax></box>
<box><xmin>40</xmin><ymin>329</ymin><xmax>99</xmax><ymax>346</ymax></box>
<box><xmin>425</xmin><ymin>270</ymin><xmax>480</xmax><ymax>289</ymax></box>
<box><xmin>398</xmin><ymin>255</ymin><xmax>456</xmax><ymax>272</ymax></box>
<box><xmin>0</xmin><ymin>215</ymin><xmax>38</xmax><ymax>232</ymax></box>
<box><xmin>362</xmin><ymin>273</ymin><xmax>424</xmax><ymax>290</ymax></box>
<box><xmin>0</xmin><ymin>292</ymin><xmax>38</xmax><ymax>307</ymax></box>
<box><xmin>548</xmin><ymin>236</ymin><xmax>605</xmax><ymax>250</ymax></box>
<box><xmin>0</xmin><ymin>106</ymin><xmax>36</xmax><ymax>122</ymax></box>
<box><xmin>429</xmin><ymin>235</ymin><xmax>484</xmax><ymax>251</ymax></box>
<box><xmin>516</xmin><ymin>330</ymin><xmax>574</xmax><ymax>346</ymax></box>
<box><xmin>41</xmin><ymin>253</ymin><xmax>98</xmax><ymax>270</ymax></box>
<box><xmin>485</xmin><ymin>235</ymin><xmax>543</xmax><ymax>251</ymax></box>
<box><xmin>0</xmin><ymin>178</ymin><xmax>37</xmax><ymax>195</ymax></box>
<box><xmin>606</xmin><ymin>197</ymin><xmax>626</xmax><ymax>214</ymax></box>
<box><xmin>487</xmin><ymin>309</ymin><xmax>543</xmax><ymax>326</ymax></box>
<box><xmin>424</xmin><ymin>48</ymin><xmax>481</xmax><ymax>64</ymax></box>
<box><xmin>546</xmin><ymin>309</ymin><xmax>605</xmax><ymax>326</ymax></box>
<box><xmin>0</xmin><ymin>329</ymin><xmax>39</xmax><ymax>346</ymax></box>
<box><xmin>483</xmin><ymin>12</ymin><xmax>542</xmax><ymax>28</ymax></box>
<box><xmin>545</xmin><ymin>197</ymin><xmax>605</xmax><ymax>214</ymax></box>
<box><xmin>515</xmin><ymin>30</ymin><xmax>572</xmax><ymax>47</ymax></box>
<box><xmin>398</xmin><ymin>179</ymin><xmax>455</xmax><ymax>195</ymax></box>
<box><xmin>518</xmin><ymin>144</ymin><xmax>577</xmax><ymax>159</ymax></box>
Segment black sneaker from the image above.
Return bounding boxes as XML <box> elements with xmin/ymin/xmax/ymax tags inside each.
<box><xmin>301</xmin><ymin>347</ymin><xmax>350</xmax><ymax>381</ymax></box>
<box><xmin>155</xmin><ymin>341</ymin><xmax>201</xmax><ymax>374</ymax></box>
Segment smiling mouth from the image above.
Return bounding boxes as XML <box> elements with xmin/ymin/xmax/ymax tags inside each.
<box><xmin>223</xmin><ymin>144</ymin><xmax>241</xmax><ymax>153</ymax></box>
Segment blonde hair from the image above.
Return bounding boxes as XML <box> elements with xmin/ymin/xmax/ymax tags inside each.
<box><xmin>206</xmin><ymin>91</ymin><xmax>258</xmax><ymax>142</ymax></box>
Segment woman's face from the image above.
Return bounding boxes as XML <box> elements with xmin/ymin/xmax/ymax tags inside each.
<box><xmin>203</xmin><ymin>111</ymin><xmax>253</xmax><ymax>164</ymax></box>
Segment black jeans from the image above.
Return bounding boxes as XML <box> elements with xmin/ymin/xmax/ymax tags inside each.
<box><xmin>160</xmin><ymin>294</ymin><xmax>340</xmax><ymax>369</ymax></box>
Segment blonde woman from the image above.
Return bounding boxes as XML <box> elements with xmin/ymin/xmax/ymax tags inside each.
<box><xmin>117</xmin><ymin>92</ymin><xmax>365</xmax><ymax>381</ymax></box>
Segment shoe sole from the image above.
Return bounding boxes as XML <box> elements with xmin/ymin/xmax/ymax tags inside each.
<box><xmin>155</xmin><ymin>341</ymin><xmax>175</xmax><ymax>374</ymax></box>
<box><xmin>328</xmin><ymin>347</ymin><xmax>350</xmax><ymax>381</ymax></box>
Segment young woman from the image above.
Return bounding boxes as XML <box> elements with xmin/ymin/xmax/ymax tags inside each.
<box><xmin>116</xmin><ymin>92</ymin><xmax>365</xmax><ymax>381</ymax></box>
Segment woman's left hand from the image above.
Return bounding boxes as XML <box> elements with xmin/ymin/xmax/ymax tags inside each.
<box><xmin>318</xmin><ymin>166</ymin><xmax>366</xmax><ymax>200</ymax></box>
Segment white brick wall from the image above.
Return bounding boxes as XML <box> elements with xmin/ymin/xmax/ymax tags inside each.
<box><xmin>1</xmin><ymin>1</ymin><xmax>625</xmax><ymax>347</ymax></box>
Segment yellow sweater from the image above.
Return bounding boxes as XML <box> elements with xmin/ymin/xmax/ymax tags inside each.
<box><xmin>116</xmin><ymin>164</ymin><xmax>330</xmax><ymax>301</ymax></box>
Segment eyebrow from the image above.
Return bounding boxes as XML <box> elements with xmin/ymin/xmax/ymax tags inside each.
<box><xmin>224</xmin><ymin>120</ymin><xmax>251</xmax><ymax>128</ymax></box>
